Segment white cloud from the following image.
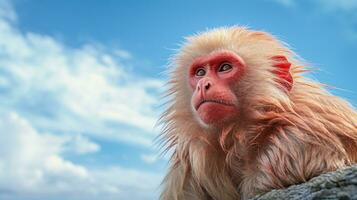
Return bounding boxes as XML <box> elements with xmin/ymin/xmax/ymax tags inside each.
<box><xmin>316</xmin><ymin>0</ymin><xmax>357</xmax><ymax>12</ymax></box>
<box><xmin>0</xmin><ymin>0</ymin><xmax>164</xmax><ymax>147</ymax></box>
<box><xmin>114</xmin><ymin>49</ymin><xmax>133</xmax><ymax>59</ymax></box>
<box><xmin>0</xmin><ymin>112</ymin><xmax>162</xmax><ymax>200</ymax></box>
<box><xmin>0</xmin><ymin>112</ymin><xmax>89</xmax><ymax>193</ymax></box>
<box><xmin>269</xmin><ymin>0</ymin><xmax>357</xmax><ymax>42</ymax></box>
<box><xmin>271</xmin><ymin>0</ymin><xmax>357</xmax><ymax>12</ymax></box>
<box><xmin>65</xmin><ymin>134</ymin><xmax>101</xmax><ymax>155</ymax></box>
<box><xmin>270</xmin><ymin>0</ymin><xmax>295</xmax><ymax>7</ymax></box>
<box><xmin>141</xmin><ymin>153</ymin><xmax>159</xmax><ymax>164</ymax></box>
<box><xmin>0</xmin><ymin>0</ymin><xmax>16</xmax><ymax>21</ymax></box>
<box><xmin>0</xmin><ymin>0</ymin><xmax>165</xmax><ymax>199</ymax></box>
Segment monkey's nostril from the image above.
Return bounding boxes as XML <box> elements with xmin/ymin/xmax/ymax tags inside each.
<box><xmin>205</xmin><ymin>83</ymin><xmax>211</xmax><ymax>90</ymax></box>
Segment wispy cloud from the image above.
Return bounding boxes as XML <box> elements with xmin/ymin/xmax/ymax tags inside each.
<box><xmin>65</xmin><ymin>134</ymin><xmax>101</xmax><ymax>155</ymax></box>
<box><xmin>0</xmin><ymin>0</ymin><xmax>163</xmax><ymax>146</ymax></box>
<box><xmin>0</xmin><ymin>0</ymin><xmax>164</xmax><ymax>199</ymax></box>
<box><xmin>316</xmin><ymin>0</ymin><xmax>357</xmax><ymax>12</ymax></box>
<box><xmin>270</xmin><ymin>0</ymin><xmax>357</xmax><ymax>12</ymax></box>
<box><xmin>141</xmin><ymin>153</ymin><xmax>160</xmax><ymax>164</ymax></box>
<box><xmin>0</xmin><ymin>112</ymin><xmax>89</xmax><ymax>195</ymax></box>
<box><xmin>0</xmin><ymin>0</ymin><xmax>16</xmax><ymax>21</ymax></box>
<box><xmin>269</xmin><ymin>0</ymin><xmax>295</xmax><ymax>7</ymax></box>
<box><xmin>0</xmin><ymin>112</ymin><xmax>162</xmax><ymax>200</ymax></box>
<box><xmin>270</xmin><ymin>0</ymin><xmax>357</xmax><ymax>42</ymax></box>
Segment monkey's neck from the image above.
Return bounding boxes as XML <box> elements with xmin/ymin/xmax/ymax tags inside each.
<box><xmin>186</xmin><ymin>125</ymin><xmax>244</xmax><ymax>178</ymax></box>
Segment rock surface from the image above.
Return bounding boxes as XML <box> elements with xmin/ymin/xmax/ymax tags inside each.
<box><xmin>251</xmin><ymin>165</ymin><xmax>357</xmax><ymax>200</ymax></box>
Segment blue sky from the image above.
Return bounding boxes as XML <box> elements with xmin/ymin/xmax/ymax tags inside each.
<box><xmin>0</xmin><ymin>0</ymin><xmax>356</xmax><ymax>200</ymax></box>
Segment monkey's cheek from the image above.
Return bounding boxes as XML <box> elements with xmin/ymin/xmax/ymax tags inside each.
<box><xmin>197</xmin><ymin>103</ymin><xmax>237</xmax><ymax>125</ymax></box>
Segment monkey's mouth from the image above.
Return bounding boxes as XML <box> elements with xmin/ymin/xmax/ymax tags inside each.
<box><xmin>196</xmin><ymin>99</ymin><xmax>234</xmax><ymax>110</ymax></box>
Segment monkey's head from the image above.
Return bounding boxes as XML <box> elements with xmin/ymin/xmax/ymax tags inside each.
<box><xmin>188</xmin><ymin>50</ymin><xmax>243</xmax><ymax>125</ymax></box>
<box><xmin>166</xmin><ymin>27</ymin><xmax>296</xmax><ymax>131</ymax></box>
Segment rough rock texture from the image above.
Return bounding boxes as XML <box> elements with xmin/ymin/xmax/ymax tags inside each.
<box><xmin>251</xmin><ymin>165</ymin><xmax>357</xmax><ymax>200</ymax></box>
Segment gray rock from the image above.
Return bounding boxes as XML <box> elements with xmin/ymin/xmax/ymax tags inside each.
<box><xmin>251</xmin><ymin>165</ymin><xmax>357</xmax><ymax>200</ymax></box>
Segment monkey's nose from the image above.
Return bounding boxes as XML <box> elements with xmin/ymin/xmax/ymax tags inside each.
<box><xmin>197</xmin><ymin>79</ymin><xmax>212</xmax><ymax>92</ymax></box>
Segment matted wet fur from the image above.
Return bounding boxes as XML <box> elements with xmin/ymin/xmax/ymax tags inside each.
<box><xmin>159</xmin><ymin>27</ymin><xmax>357</xmax><ymax>200</ymax></box>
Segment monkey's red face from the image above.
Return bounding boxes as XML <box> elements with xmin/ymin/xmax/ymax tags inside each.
<box><xmin>189</xmin><ymin>50</ymin><xmax>245</xmax><ymax>126</ymax></box>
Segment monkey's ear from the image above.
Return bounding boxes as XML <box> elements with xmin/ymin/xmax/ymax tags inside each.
<box><xmin>271</xmin><ymin>56</ymin><xmax>293</xmax><ymax>91</ymax></box>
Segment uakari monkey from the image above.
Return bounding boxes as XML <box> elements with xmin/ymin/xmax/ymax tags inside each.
<box><xmin>159</xmin><ymin>27</ymin><xmax>357</xmax><ymax>200</ymax></box>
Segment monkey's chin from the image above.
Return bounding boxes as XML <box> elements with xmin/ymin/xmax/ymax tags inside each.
<box><xmin>196</xmin><ymin>102</ymin><xmax>237</xmax><ymax>127</ymax></box>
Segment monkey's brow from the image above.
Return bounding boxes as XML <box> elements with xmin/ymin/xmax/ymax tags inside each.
<box><xmin>191</xmin><ymin>51</ymin><xmax>244</xmax><ymax>67</ymax></box>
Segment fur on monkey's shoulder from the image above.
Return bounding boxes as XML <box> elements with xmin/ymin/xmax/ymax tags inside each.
<box><xmin>159</xmin><ymin>26</ymin><xmax>357</xmax><ymax>200</ymax></box>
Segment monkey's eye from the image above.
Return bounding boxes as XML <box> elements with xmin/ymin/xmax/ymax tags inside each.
<box><xmin>195</xmin><ymin>68</ymin><xmax>206</xmax><ymax>76</ymax></box>
<box><xmin>218</xmin><ymin>62</ymin><xmax>233</xmax><ymax>72</ymax></box>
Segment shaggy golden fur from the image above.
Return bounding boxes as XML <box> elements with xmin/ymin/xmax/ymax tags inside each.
<box><xmin>159</xmin><ymin>27</ymin><xmax>357</xmax><ymax>200</ymax></box>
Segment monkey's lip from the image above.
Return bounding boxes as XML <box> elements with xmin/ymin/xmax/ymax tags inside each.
<box><xmin>196</xmin><ymin>99</ymin><xmax>234</xmax><ymax>110</ymax></box>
